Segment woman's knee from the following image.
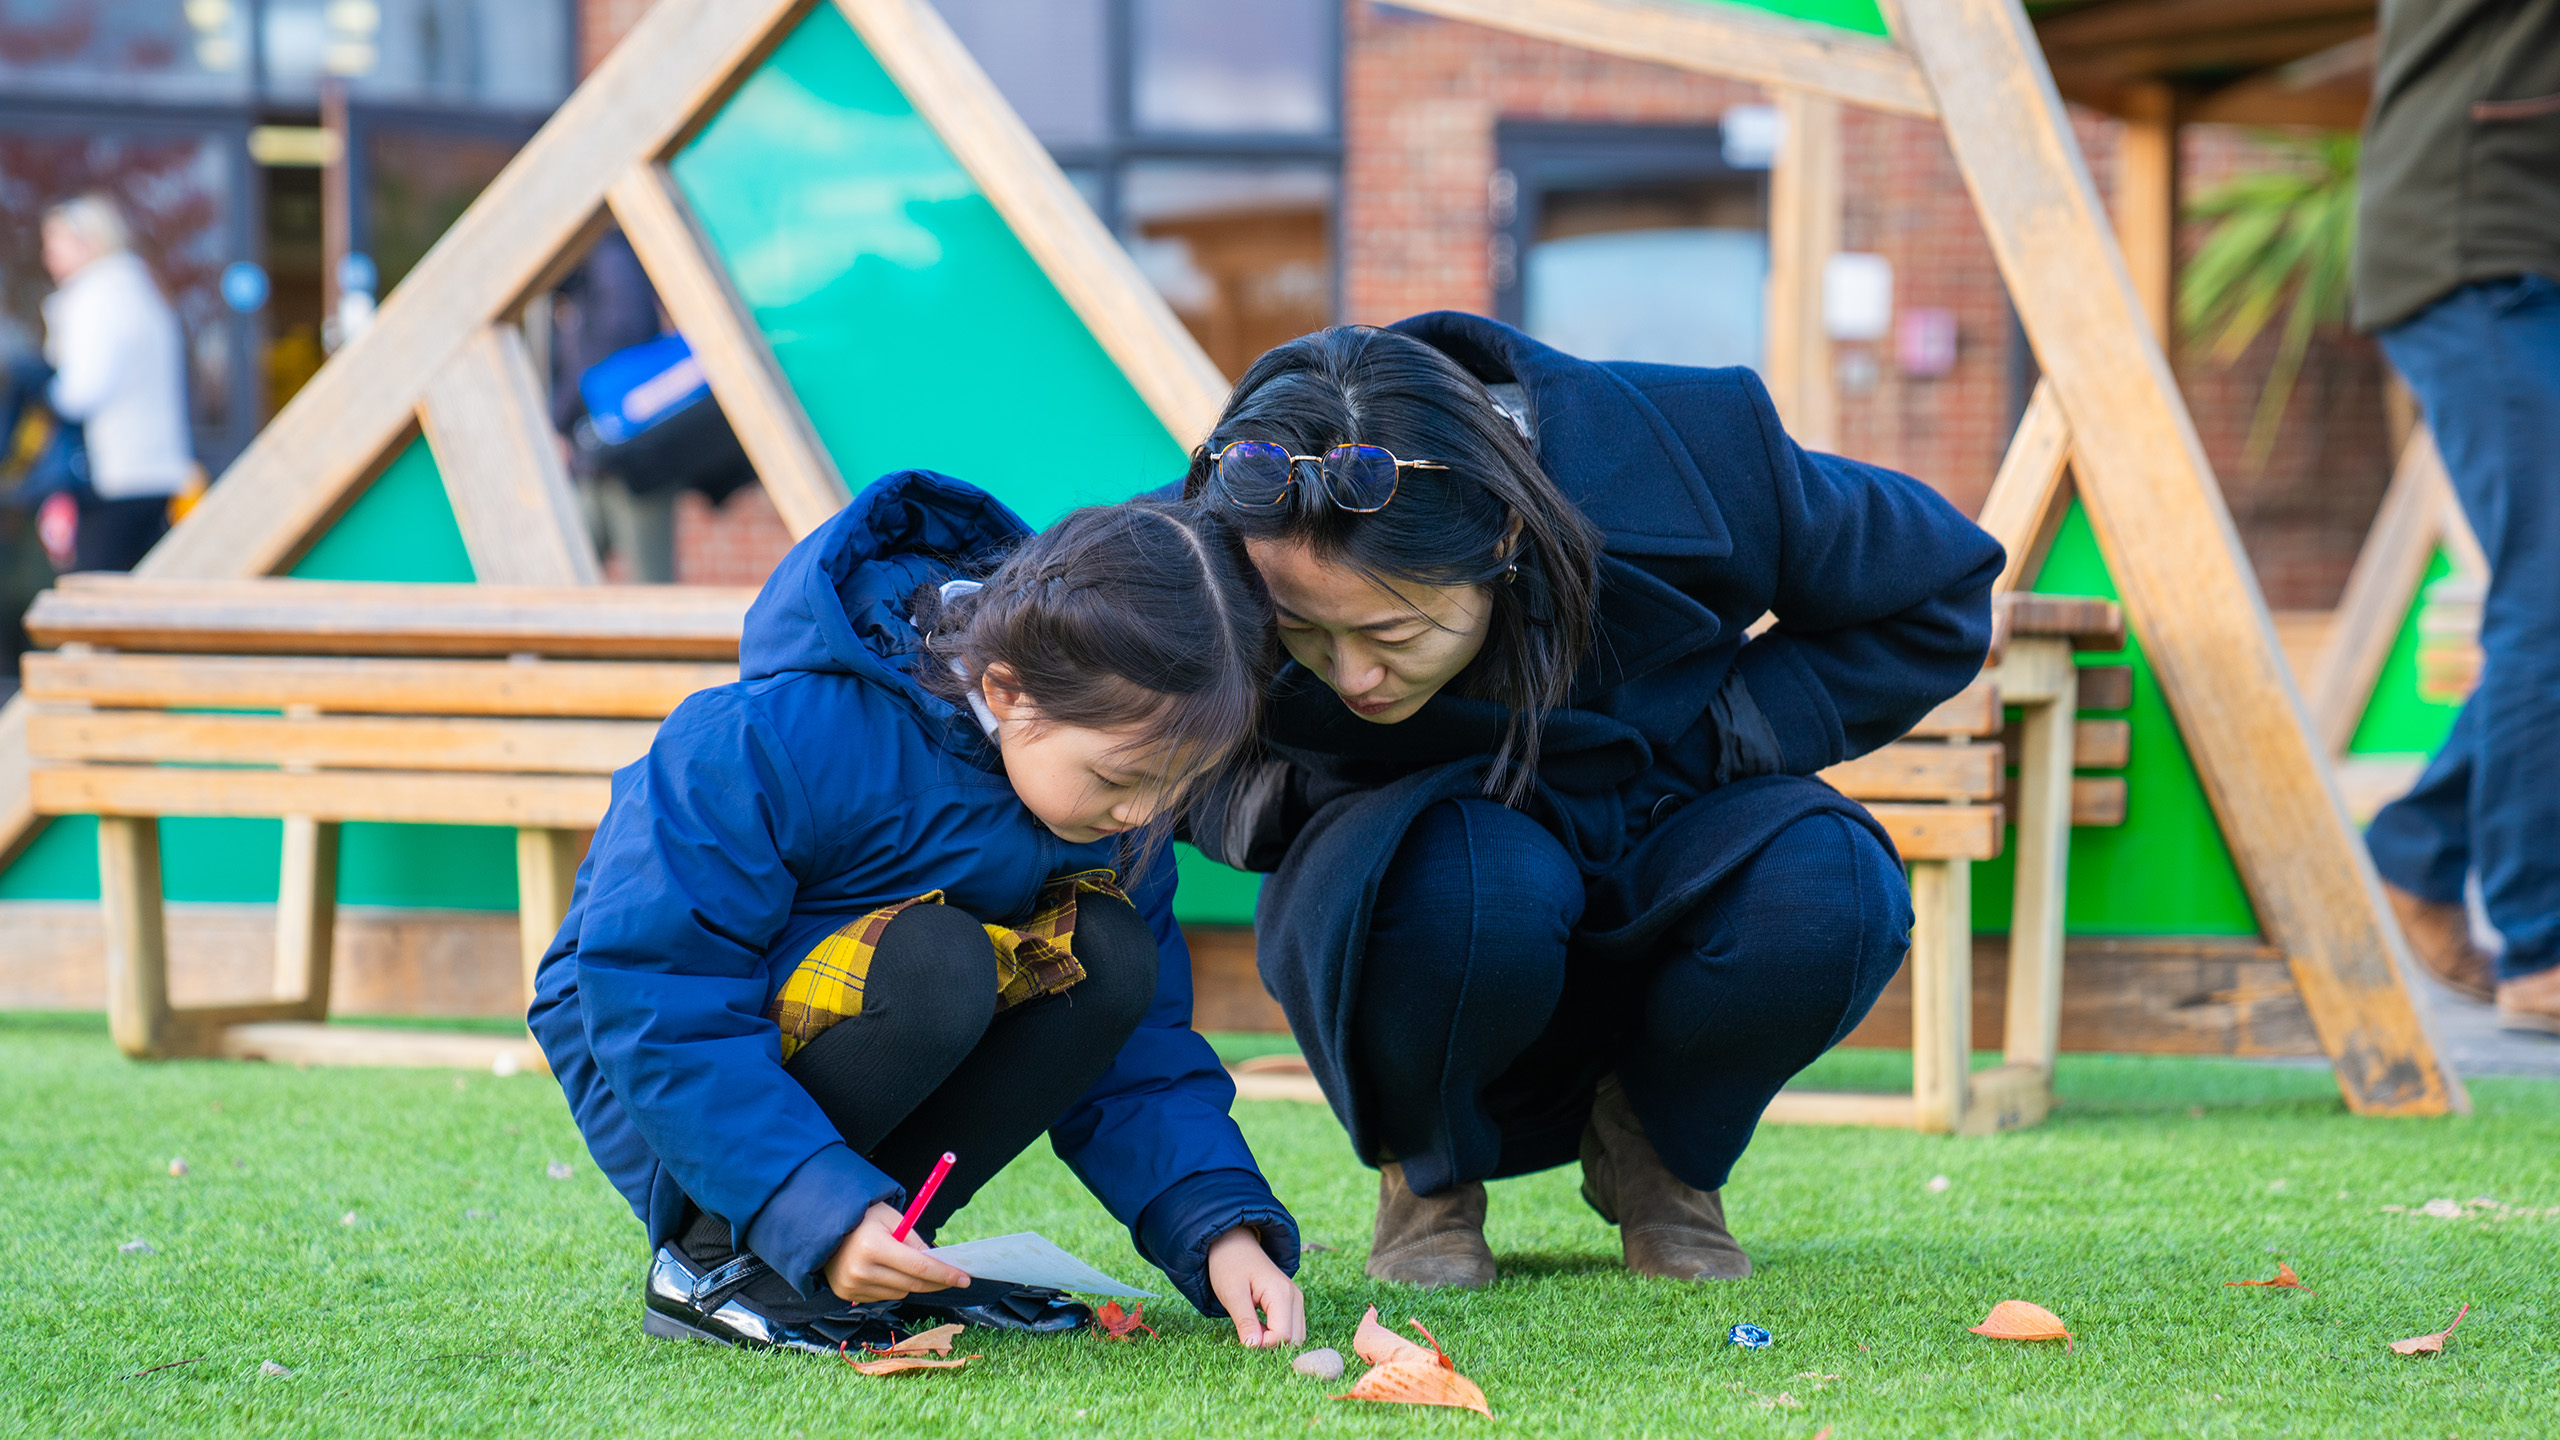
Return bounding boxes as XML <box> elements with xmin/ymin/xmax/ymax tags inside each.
<box><xmin>1377</xmin><ymin>797</ymin><xmax>1585</xmax><ymax>945</ymax></box>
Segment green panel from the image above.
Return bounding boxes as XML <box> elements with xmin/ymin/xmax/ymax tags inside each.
<box><xmin>670</xmin><ymin>5</ymin><xmax>1190</xmax><ymax>530</ymax></box>
<box><xmin>1971</xmin><ymin>502</ymin><xmax>2260</xmax><ymax>936</ymax></box>
<box><xmin>2346</xmin><ymin>547</ymin><xmax>2463</xmax><ymax>758</ymax></box>
<box><xmin>0</xmin><ymin>437</ymin><xmax>517</xmax><ymax>910</ymax></box>
<box><xmin>1682</xmin><ymin>0</ymin><xmax>1888</xmax><ymax>37</ymax></box>
<box><xmin>1171</xmin><ymin>842</ymin><xmax>1261</xmax><ymax>926</ymax></box>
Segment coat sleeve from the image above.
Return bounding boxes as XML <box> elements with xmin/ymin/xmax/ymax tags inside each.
<box><xmin>1726</xmin><ymin>375</ymin><xmax>2004</xmax><ymax>773</ymax></box>
<box><xmin>572</xmin><ymin>688</ymin><xmax>904</xmax><ymax>1297</ymax></box>
<box><xmin>42</xmin><ymin>280</ymin><xmax>120</xmax><ymax>422</ymax></box>
<box><xmin>1047</xmin><ymin>842</ymin><xmax>1301</xmax><ymax>1314</ymax></box>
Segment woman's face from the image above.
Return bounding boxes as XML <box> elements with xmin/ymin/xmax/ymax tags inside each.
<box><xmin>1246</xmin><ymin>539</ymin><xmax>1493</xmax><ymax>725</ymax></box>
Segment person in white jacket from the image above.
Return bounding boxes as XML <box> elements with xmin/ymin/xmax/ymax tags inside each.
<box><xmin>40</xmin><ymin>193</ymin><xmax>193</xmax><ymax>571</ymax></box>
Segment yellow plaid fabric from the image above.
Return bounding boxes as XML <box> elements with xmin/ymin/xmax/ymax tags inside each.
<box><xmin>769</xmin><ymin>869</ymin><xmax>1128</xmax><ymax>1063</ymax></box>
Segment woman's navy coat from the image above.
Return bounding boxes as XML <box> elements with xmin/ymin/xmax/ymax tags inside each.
<box><xmin>1199</xmin><ymin>314</ymin><xmax>2004</xmax><ymax>1166</ymax></box>
<box><xmin>529</xmin><ymin>471</ymin><xmax>1298</xmax><ymax>1314</ymax></box>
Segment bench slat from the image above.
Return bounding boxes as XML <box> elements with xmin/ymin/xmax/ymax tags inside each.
<box><xmin>1906</xmin><ymin>676</ymin><xmax>2000</xmax><ymax>738</ymax></box>
<box><xmin>1822</xmin><ymin>741</ymin><xmax>2002</xmax><ymax>803</ymax></box>
<box><xmin>2076</xmin><ymin>664</ymin><xmax>2134</xmax><ymax>711</ymax></box>
<box><xmin>29</xmin><ymin>710</ymin><xmax>657</xmax><ymax>776</ymax></box>
<box><xmin>30</xmin><ymin>764</ymin><xmax>611</xmax><ymax>828</ymax></box>
<box><xmin>1997</xmin><ymin>593</ymin><xmax>2125</xmax><ymax>650</ymax></box>
<box><xmin>2072</xmin><ymin>776</ymin><xmax>2128</xmax><ymax>827</ymax></box>
<box><xmin>27</xmin><ymin>576</ymin><xmax>754</xmax><ymax>659</ymax></box>
<box><xmin>1865</xmin><ymin>803</ymin><xmax>2004</xmax><ymax>861</ymax></box>
<box><xmin>21</xmin><ymin>652</ymin><xmax>732</xmax><ymax>718</ymax></box>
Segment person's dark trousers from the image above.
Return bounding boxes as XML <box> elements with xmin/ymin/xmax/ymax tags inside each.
<box><xmin>70</xmin><ymin>493</ymin><xmax>169</xmax><ymax>573</ymax></box>
<box><xmin>679</xmin><ymin>893</ymin><xmax>1158</xmax><ymax>1308</ymax></box>
<box><xmin>1348</xmin><ymin>797</ymin><xmax>1908</xmax><ymax>1198</ymax></box>
<box><xmin>2370</xmin><ymin>274</ymin><xmax>2560</xmax><ymax>982</ymax></box>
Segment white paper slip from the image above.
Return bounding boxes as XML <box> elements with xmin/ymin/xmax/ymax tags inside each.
<box><xmin>925</xmin><ymin>1232</ymin><xmax>1156</xmax><ymax>1298</ymax></box>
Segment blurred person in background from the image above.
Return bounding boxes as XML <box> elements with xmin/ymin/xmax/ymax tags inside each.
<box><xmin>2355</xmin><ymin>0</ymin><xmax>2560</xmax><ymax>1033</ymax></box>
<box><xmin>551</xmin><ymin>229</ymin><xmax>677</xmax><ymax>583</ymax></box>
<box><xmin>37</xmin><ymin>193</ymin><xmax>194</xmax><ymax>572</ymax></box>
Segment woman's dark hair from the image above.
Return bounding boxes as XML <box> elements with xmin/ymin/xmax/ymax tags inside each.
<box><xmin>1183</xmin><ymin>325</ymin><xmax>1602</xmax><ymax>805</ymax></box>
<box><xmin>915</xmin><ymin>499</ymin><xmax>1275</xmax><ymax>821</ymax></box>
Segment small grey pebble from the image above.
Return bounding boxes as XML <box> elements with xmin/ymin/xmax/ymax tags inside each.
<box><xmin>259</xmin><ymin>1360</ymin><xmax>291</xmax><ymax>1378</ymax></box>
<box><xmin>168</xmin><ymin>1158</ymin><xmax>189</xmax><ymax>1178</ymax></box>
<box><xmin>1292</xmin><ymin>1347</ymin><xmax>1344</xmax><ymax>1381</ymax></box>
<box><xmin>340</xmin><ymin>1211</ymin><xmax>359</xmax><ymax>1227</ymax></box>
<box><xmin>546</xmin><ymin>1161</ymin><xmax>574</xmax><ymax>1180</ymax></box>
<box><xmin>119</xmin><ymin>1239</ymin><xmax>156</xmax><ymax>1256</ymax></box>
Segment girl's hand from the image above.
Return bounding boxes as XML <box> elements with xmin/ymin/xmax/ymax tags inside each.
<box><xmin>824</xmin><ymin>1202</ymin><xmax>972</xmax><ymax>1304</ymax></box>
<box><xmin>1205</xmin><ymin>1225</ymin><xmax>1305</xmax><ymax>1348</ymax></box>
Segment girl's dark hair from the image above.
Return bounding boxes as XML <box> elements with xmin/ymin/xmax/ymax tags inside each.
<box><xmin>916</xmin><ymin>499</ymin><xmax>1275</xmax><ymax>821</ymax></box>
<box><xmin>1183</xmin><ymin>325</ymin><xmax>1602</xmax><ymax>805</ymax></box>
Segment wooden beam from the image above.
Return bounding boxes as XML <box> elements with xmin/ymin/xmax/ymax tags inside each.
<box><xmin>138</xmin><ymin>0</ymin><xmax>815</xmax><ymax>583</ymax></box>
<box><xmin>1822</xmin><ymin>741</ymin><xmax>2003</xmax><ymax>803</ymax></box>
<box><xmin>32</xmin><ymin>766</ymin><xmax>613</xmax><ymax>831</ymax></box>
<box><xmin>1386</xmin><ymin>0</ymin><xmax>1939</xmax><ymax>118</ymax></box>
<box><xmin>517</xmin><ymin>828</ymin><xmax>589</xmax><ymax>1011</ymax></box>
<box><xmin>29</xmin><ymin>711</ymin><xmax>658</xmax><ymax>777</ymax></box>
<box><xmin>607</xmin><ymin>162</ymin><xmax>852</xmax><ymax>539</ymax></box>
<box><xmin>0</xmin><ymin>698</ymin><xmax>30</xmax><ymax>871</ymax></box>
<box><xmin>2077</xmin><ymin>664</ymin><xmax>2134</xmax><ymax>712</ymax></box>
<box><xmin>1762</xmin><ymin>1089</ymin><xmax>1919</xmax><ymax>1128</ymax></box>
<box><xmin>97</xmin><ymin>816</ymin><xmax>170</xmax><ymax>1058</ymax></box>
<box><xmin>417</xmin><ymin>324</ymin><xmax>601</xmax><ymax>586</ymax></box>
<box><xmin>1891</xmin><ymin>0</ymin><xmax>2463</xmax><ymax>1116</ymax></box>
<box><xmin>21</xmin><ymin>653</ymin><xmax>734</xmax><ymax>719</ymax></box>
<box><xmin>27</xmin><ymin>577</ymin><xmax>752</xmax><ymax>660</ymax></box>
<box><xmin>222</xmin><ymin>1022</ymin><xmax>547</xmax><ymax>1072</ymax></box>
<box><xmin>1842</xmin><ymin>934</ymin><xmax>2320</xmax><ymax>1056</ymax></box>
<box><xmin>1909</xmin><ymin>858</ymin><xmax>1973</xmax><ymax>1132</ymax></box>
<box><xmin>1908</xmin><ymin>676</ymin><xmax>2002</xmax><ymax>738</ymax></box>
<box><xmin>1865</xmin><ymin>803</ymin><xmax>2004</xmax><ymax>861</ymax></box>
<box><xmin>271</xmin><ymin>817</ymin><xmax>339</xmax><ymax>1016</ymax></box>
<box><xmin>2002</xmin><ymin>640</ymin><xmax>2075</xmax><ymax>1075</ymax></box>
<box><xmin>833</xmin><ymin>0</ymin><xmax>1230</xmax><ymax>443</ymax></box>
<box><xmin>1956</xmin><ymin>1061</ymin><xmax>2055</xmax><ymax>1135</ymax></box>
<box><xmin>1975</xmin><ymin>379</ymin><xmax>2074</xmax><ymax>592</ymax></box>
<box><xmin>2308</xmin><ymin>427</ymin><xmax>2449</xmax><ymax>754</ymax></box>
<box><xmin>1764</xmin><ymin>88</ymin><xmax>1842</xmax><ymax>449</ymax></box>
<box><xmin>2113</xmin><ymin>81</ymin><xmax>2179</xmax><ymax>343</ymax></box>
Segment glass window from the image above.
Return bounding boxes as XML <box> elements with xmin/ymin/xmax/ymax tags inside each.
<box><xmin>1122</xmin><ymin>161</ymin><xmax>1332</xmax><ymax>378</ymax></box>
<box><xmin>0</xmin><ymin>0</ymin><xmax>251</xmax><ymax>101</ymax></box>
<box><xmin>1131</xmin><ymin>0</ymin><xmax>1330</xmax><ymax>136</ymax></box>
<box><xmin>928</xmin><ymin>0</ymin><xmax>1107</xmax><ymax>148</ymax></box>
<box><xmin>360</xmin><ymin>120</ymin><xmax>524</xmax><ymax>293</ymax></box>
<box><xmin>261</xmin><ymin>0</ymin><xmax>569</xmax><ymax>109</ymax></box>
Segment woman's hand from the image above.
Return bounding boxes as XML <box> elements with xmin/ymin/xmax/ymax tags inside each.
<box><xmin>1204</xmin><ymin>1225</ymin><xmax>1304</xmax><ymax>1348</ymax></box>
<box><xmin>823</xmin><ymin>1202</ymin><xmax>972</xmax><ymax>1304</ymax></box>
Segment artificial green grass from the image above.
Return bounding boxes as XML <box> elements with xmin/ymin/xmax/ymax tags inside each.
<box><xmin>6</xmin><ymin>1010</ymin><xmax>2557</xmax><ymax>1438</ymax></box>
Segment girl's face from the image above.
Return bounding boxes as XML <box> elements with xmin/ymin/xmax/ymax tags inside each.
<box><xmin>1245</xmin><ymin>538</ymin><xmax>1493</xmax><ymax>726</ymax></box>
<box><xmin>981</xmin><ymin>667</ymin><xmax>1191</xmax><ymax>845</ymax></box>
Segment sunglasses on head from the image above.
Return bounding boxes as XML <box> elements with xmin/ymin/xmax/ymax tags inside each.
<box><xmin>1205</xmin><ymin>440</ymin><xmax>1447</xmax><ymax>514</ymax></box>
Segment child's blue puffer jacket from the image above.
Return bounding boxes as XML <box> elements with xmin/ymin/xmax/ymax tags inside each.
<box><xmin>530</xmin><ymin>470</ymin><xmax>1298</xmax><ymax>1314</ymax></box>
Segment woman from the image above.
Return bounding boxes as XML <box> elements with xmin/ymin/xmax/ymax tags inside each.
<box><xmin>1185</xmin><ymin>315</ymin><xmax>2002</xmax><ymax>1288</ymax></box>
<box><xmin>38</xmin><ymin>193</ymin><xmax>194</xmax><ymax>572</ymax></box>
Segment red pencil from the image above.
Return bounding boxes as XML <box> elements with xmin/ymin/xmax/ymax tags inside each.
<box><xmin>890</xmin><ymin>1152</ymin><xmax>956</xmax><ymax>1242</ymax></box>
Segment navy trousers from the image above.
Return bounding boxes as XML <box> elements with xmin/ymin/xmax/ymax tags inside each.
<box><xmin>1348</xmin><ymin>797</ymin><xmax>1909</xmax><ymax>1196</ymax></box>
<box><xmin>2370</xmin><ymin>275</ymin><xmax>2560</xmax><ymax>980</ymax></box>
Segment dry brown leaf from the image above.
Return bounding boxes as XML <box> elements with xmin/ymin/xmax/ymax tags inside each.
<box><xmin>2388</xmin><ymin>1303</ymin><xmax>2470</xmax><ymax>1356</ymax></box>
<box><xmin>1335</xmin><ymin>1358</ymin><xmax>1492</xmax><ymax>1417</ymax></box>
<box><xmin>845</xmin><ymin>1353</ymin><xmax>980</xmax><ymax>1376</ymax></box>
<box><xmin>1353</xmin><ymin>1305</ymin><xmax>1451</xmax><ymax>1370</ymax></box>
<box><xmin>881</xmin><ymin>1323</ymin><xmax>964</xmax><ymax>1356</ymax></box>
<box><xmin>2225</xmin><ymin>1261</ymin><xmax>2312</xmax><ymax>1292</ymax></box>
<box><xmin>1969</xmin><ymin>1299</ymin><xmax>2074</xmax><ymax>1352</ymax></box>
<box><xmin>1093</xmin><ymin>1300</ymin><xmax>1156</xmax><ymax>1341</ymax></box>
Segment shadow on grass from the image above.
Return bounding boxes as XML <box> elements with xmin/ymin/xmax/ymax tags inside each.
<box><xmin>1489</xmin><ymin>1249</ymin><xmax>1621</xmax><ymax>1280</ymax></box>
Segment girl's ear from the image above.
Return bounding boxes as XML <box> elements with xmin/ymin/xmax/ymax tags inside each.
<box><xmin>980</xmin><ymin>663</ymin><xmax>1036</xmax><ymax>724</ymax></box>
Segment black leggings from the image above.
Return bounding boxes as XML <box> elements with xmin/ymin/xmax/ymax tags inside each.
<box><xmin>683</xmin><ymin>894</ymin><xmax>1157</xmax><ymax>1285</ymax></box>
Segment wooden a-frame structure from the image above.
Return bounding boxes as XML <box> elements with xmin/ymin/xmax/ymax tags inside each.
<box><xmin>0</xmin><ymin>0</ymin><xmax>1223</xmax><ymax>876</ymax></box>
<box><xmin>0</xmin><ymin>0</ymin><xmax>2459</xmax><ymax>1115</ymax></box>
<box><xmin>1398</xmin><ymin>0</ymin><xmax>2461</xmax><ymax>1116</ymax></box>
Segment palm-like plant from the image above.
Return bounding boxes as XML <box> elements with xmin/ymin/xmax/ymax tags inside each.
<box><xmin>2177</xmin><ymin>133</ymin><xmax>2359</xmax><ymax>472</ymax></box>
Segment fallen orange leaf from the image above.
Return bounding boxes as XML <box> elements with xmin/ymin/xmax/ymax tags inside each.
<box><xmin>2388</xmin><ymin>1303</ymin><xmax>2470</xmax><ymax>1356</ymax></box>
<box><xmin>2225</xmin><ymin>1261</ymin><xmax>2312</xmax><ymax>1293</ymax></box>
<box><xmin>879</xmin><ymin>1322</ymin><xmax>964</xmax><ymax>1355</ymax></box>
<box><xmin>1353</xmin><ymin>1305</ymin><xmax>1452</xmax><ymax>1370</ymax></box>
<box><xmin>844</xmin><ymin>1353</ymin><xmax>980</xmax><ymax>1375</ymax></box>
<box><xmin>1094</xmin><ymin>1300</ymin><xmax>1156</xmax><ymax>1341</ymax></box>
<box><xmin>1969</xmin><ymin>1299</ymin><xmax>2074</xmax><ymax>1352</ymax></box>
<box><xmin>1335</xmin><ymin>1358</ymin><xmax>1492</xmax><ymax>1417</ymax></box>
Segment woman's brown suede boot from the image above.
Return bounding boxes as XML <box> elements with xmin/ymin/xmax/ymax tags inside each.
<box><xmin>1364</xmin><ymin>1161</ymin><xmax>1497</xmax><ymax>1289</ymax></box>
<box><xmin>1578</xmin><ymin>1076</ymin><xmax>1752</xmax><ymax>1280</ymax></box>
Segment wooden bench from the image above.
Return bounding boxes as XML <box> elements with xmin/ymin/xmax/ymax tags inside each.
<box><xmin>21</xmin><ymin>574</ymin><xmax>752</xmax><ymax>1066</ymax></box>
<box><xmin>1767</xmin><ymin>591</ymin><xmax>2126</xmax><ymax>1135</ymax></box>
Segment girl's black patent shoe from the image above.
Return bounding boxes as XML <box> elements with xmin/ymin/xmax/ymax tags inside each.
<box><xmin>897</xmin><ymin>1279</ymin><xmax>1093</xmax><ymax>1334</ymax></box>
<box><xmin>642</xmin><ymin>1245</ymin><xmax>901</xmax><ymax>1354</ymax></box>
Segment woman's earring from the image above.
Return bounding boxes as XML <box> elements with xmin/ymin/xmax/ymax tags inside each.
<box><xmin>1504</xmin><ymin>558</ymin><xmax>1520</xmax><ymax>584</ymax></box>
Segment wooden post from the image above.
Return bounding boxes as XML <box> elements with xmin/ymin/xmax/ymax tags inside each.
<box><xmin>272</xmin><ymin>817</ymin><xmax>340</xmax><ymax>1017</ymax></box>
<box><xmin>1908</xmin><ymin>857</ymin><xmax>1972</xmax><ymax>1133</ymax></box>
<box><xmin>1892</xmin><ymin>0</ymin><xmax>2464</xmax><ymax>1115</ymax></box>
<box><xmin>516</xmin><ymin>827</ymin><xmax>588</xmax><ymax>1011</ymax></box>
<box><xmin>1765</xmin><ymin>87</ymin><xmax>1842</xmax><ymax>449</ymax></box>
<box><xmin>2113</xmin><ymin>81</ymin><xmax>2179</xmax><ymax>344</ymax></box>
<box><xmin>1998</xmin><ymin>638</ymin><xmax>2076</xmax><ymax>1074</ymax></box>
<box><xmin>98</xmin><ymin>816</ymin><xmax>171</xmax><ymax>1058</ymax></box>
<box><xmin>419</xmin><ymin>324</ymin><xmax>601</xmax><ymax>586</ymax></box>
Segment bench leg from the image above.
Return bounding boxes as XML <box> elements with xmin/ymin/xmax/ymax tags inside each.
<box><xmin>1909</xmin><ymin>856</ymin><xmax>1973</xmax><ymax>1134</ymax></box>
<box><xmin>2003</xmin><ymin>654</ymin><xmax>2077</xmax><ymax>1077</ymax></box>
<box><xmin>516</xmin><ymin>827</ymin><xmax>588</xmax><ymax>1013</ymax></box>
<box><xmin>272</xmin><ymin>817</ymin><xmax>341</xmax><ymax>1018</ymax></box>
<box><xmin>98</xmin><ymin>816</ymin><xmax>172</xmax><ymax>1058</ymax></box>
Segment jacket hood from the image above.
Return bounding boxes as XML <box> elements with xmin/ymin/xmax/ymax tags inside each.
<box><xmin>740</xmin><ymin>469</ymin><xmax>1031</xmax><ymax>730</ymax></box>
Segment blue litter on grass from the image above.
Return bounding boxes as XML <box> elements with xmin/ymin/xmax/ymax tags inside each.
<box><xmin>1728</xmin><ymin>1324</ymin><xmax>1772</xmax><ymax>1349</ymax></box>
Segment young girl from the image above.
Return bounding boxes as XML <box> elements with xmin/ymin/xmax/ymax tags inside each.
<box><xmin>530</xmin><ymin>470</ymin><xmax>1306</xmax><ymax>1352</ymax></box>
